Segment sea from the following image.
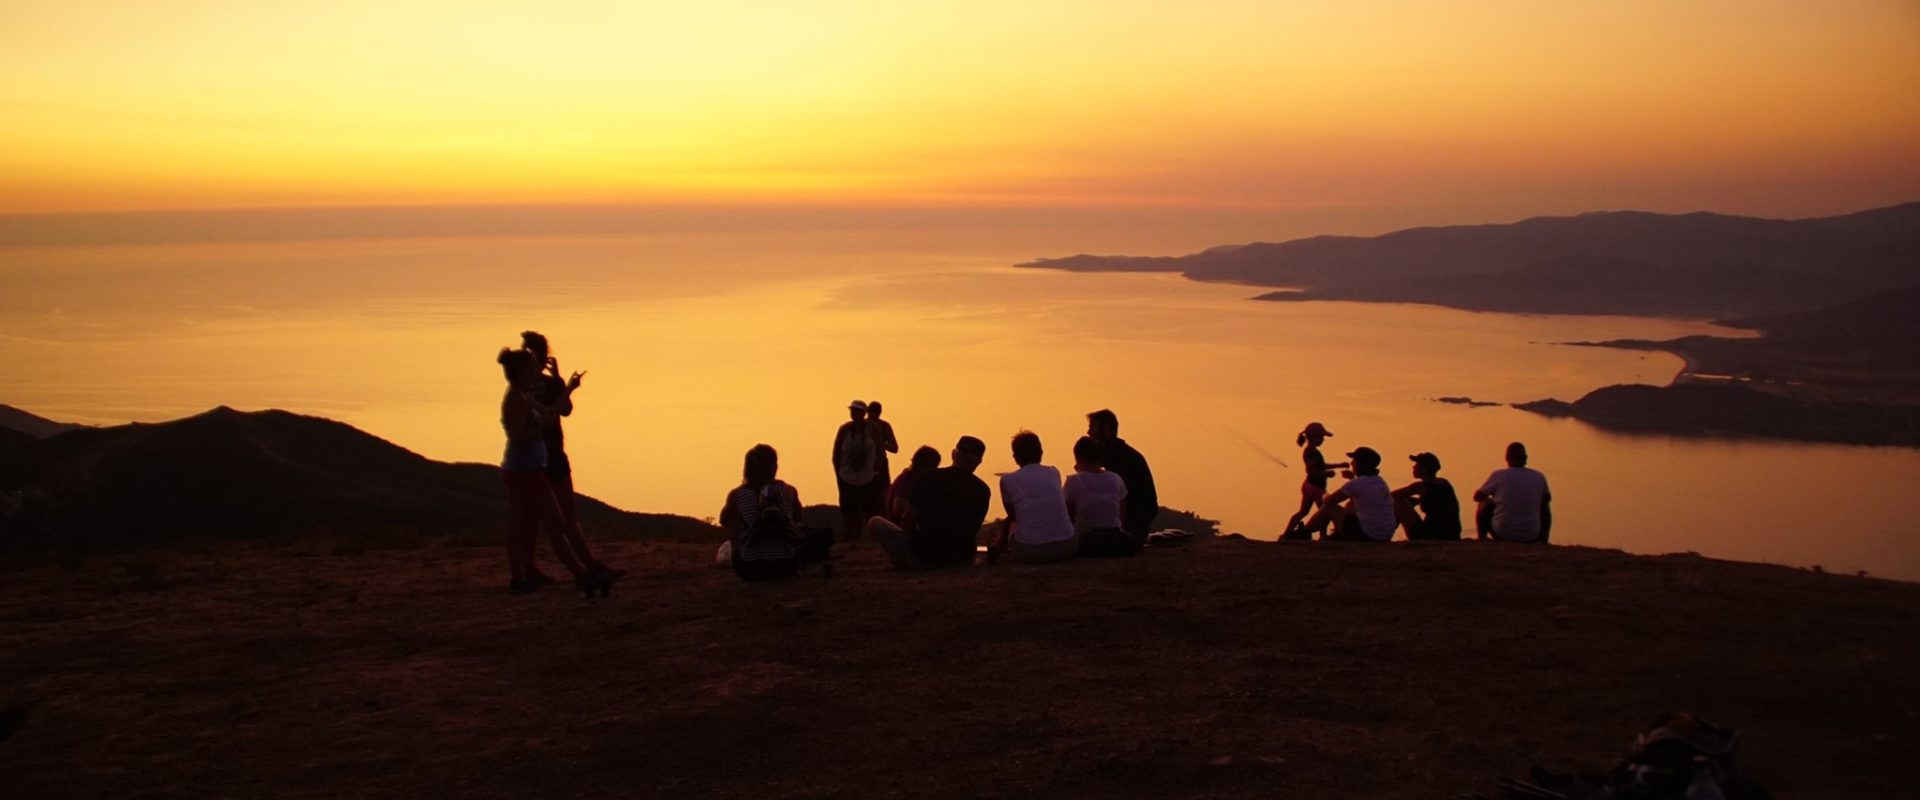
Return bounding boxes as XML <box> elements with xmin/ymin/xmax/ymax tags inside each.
<box><xmin>5</xmin><ymin>214</ymin><xmax>1917</xmax><ymax>580</ymax></box>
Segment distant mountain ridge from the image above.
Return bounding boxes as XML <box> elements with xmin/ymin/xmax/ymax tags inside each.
<box><xmin>1020</xmin><ymin>202</ymin><xmax>1920</xmax><ymax>317</ymax></box>
<box><xmin>0</xmin><ymin>407</ymin><xmax>718</xmax><ymax>548</ymax></box>
<box><xmin>0</xmin><ymin>404</ymin><xmax>85</xmax><ymax>439</ymax></box>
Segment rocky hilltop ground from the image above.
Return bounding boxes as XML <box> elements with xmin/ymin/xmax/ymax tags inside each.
<box><xmin>0</xmin><ymin>539</ymin><xmax>1914</xmax><ymax>799</ymax></box>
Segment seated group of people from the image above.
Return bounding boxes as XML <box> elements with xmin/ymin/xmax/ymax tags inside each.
<box><xmin>721</xmin><ymin>409</ymin><xmax>1160</xmax><ymax>580</ymax></box>
<box><xmin>1284</xmin><ymin>421</ymin><xmax>1551</xmax><ymax>544</ymax></box>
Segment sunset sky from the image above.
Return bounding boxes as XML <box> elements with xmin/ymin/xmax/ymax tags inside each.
<box><xmin>3</xmin><ymin>1</ymin><xmax>1916</xmax><ymax>220</ymax></box>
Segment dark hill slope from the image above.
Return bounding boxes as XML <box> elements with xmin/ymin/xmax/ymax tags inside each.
<box><xmin>0</xmin><ymin>407</ymin><xmax>717</xmax><ymax>548</ymax></box>
<box><xmin>0</xmin><ymin>404</ymin><xmax>84</xmax><ymax>439</ymax></box>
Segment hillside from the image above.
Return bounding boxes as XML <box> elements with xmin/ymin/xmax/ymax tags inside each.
<box><xmin>1020</xmin><ymin>202</ymin><xmax>1920</xmax><ymax>318</ymax></box>
<box><xmin>0</xmin><ymin>540</ymin><xmax>1913</xmax><ymax>798</ymax></box>
<box><xmin>0</xmin><ymin>405</ymin><xmax>83</xmax><ymax>439</ymax></box>
<box><xmin>0</xmin><ymin>407</ymin><xmax>718</xmax><ymax>548</ymax></box>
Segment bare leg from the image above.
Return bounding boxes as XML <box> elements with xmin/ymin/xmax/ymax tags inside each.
<box><xmin>1301</xmin><ymin>501</ymin><xmax>1339</xmax><ymax>540</ymax></box>
<box><xmin>866</xmin><ymin>517</ymin><xmax>917</xmax><ymax>570</ymax></box>
<box><xmin>1476</xmin><ymin>501</ymin><xmax>1496</xmax><ymax>540</ymax></box>
<box><xmin>1283</xmin><ymin>493</ymin><xmax>1317</xmax><ymax>535</ymax></box>
<box><xmin>549</xmin><ymin>475</ymin><xmax>608</xmax><ymax>571</ymax></box>
<box><xmin>1394</xmin><ymin>497</ymin><xmax>1422</xmax><ymax>540</ymax></box>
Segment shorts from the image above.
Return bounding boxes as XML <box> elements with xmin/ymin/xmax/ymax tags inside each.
<box><xmin>837</xmin><ymin>478</ymin><xmax>883</xmax><ymax>513</ymax></box>
<box><xmin>1301</xmin><ymin>480</ymin><xmax>1328</xmax><ymax>504</ymax></box>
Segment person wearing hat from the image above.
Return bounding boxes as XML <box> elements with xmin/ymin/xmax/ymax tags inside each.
<box><xmin>832</xmin><ymin>399</ymin><xmax>885</xmax><ymax>542</ymax></box>
<box><xmin>1393</xmin><ymin>452</ymin><xmax>1462</xmax><ymax>541</ymax></box>
<box><xmin>1473</xmin><ymin>442</ymin><xmax>1552</xmax><ymax>543</ymax></box>
<box><xmin>867</xmin><ymin>436</ymin><xmax>992</xmax><ymax>569</ymax></box>
<box><xmin>1298</xmin><ymin>446</ymin><xmax>1398</xmax><ymax>541</ymax></box>
<box><xmin>1282</xmin><ymin>422</ymin><xmax>1350</xmax><ymax>540</ymax></box>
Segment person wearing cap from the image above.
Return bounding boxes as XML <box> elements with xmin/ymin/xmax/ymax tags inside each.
<box><xmin>832</xmin><ymin>400</ymin><xmax>885</xmax><ymax>542</ymax></box>
<box><xmin>1393</xmin><ymin>452</ymin><xmax>1462</xmax><ymax>541</ymax></box>
<box><xmin>1299</xmin><ymin>446</ymin><xmax>1398</xmax><ymax>541</ymax></box>
<box><xmin>1282</xmin><ymin>422</ymin><xmax>1349</xmax><ymax>540</ymax></box>
<box><xmin>1473</xmin><ymin>442</ymin><xmax>1552</xmax><ymax>543</ymax></box>
<box><xmin>1086</xmin><ymin>409</ymin><xmax>1158</xmax><ymax>539</ymax></box>
<box><xmin>867</xmin><ymin>436</ymin><xmax>992</xmax><ymax>569</ymax></box>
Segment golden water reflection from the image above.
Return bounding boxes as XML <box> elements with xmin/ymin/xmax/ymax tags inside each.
<box><xmin>4</xmin><ymin>232</ymin><xmax>1916</xmax><ymax>580</ymax></box>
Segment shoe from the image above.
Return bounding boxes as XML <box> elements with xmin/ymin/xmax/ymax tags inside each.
<box><xmin>508</xmin><ymin>579</ymin><xmax>541</xmax><ymax>595</ymax></box>
<box><xmin>576</xmin><ymin>574</ymin><xmax>612</xmax><ymax>599</ymax></box>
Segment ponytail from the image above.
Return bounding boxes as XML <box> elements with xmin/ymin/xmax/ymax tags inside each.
<box><xmin>1295</xmin><ymin>431</ymin><xmax>1307</xmax><ymax>446</ymax></box>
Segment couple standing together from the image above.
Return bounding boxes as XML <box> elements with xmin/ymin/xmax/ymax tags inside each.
<box><xmin>495</xmin><ymin>331</ymin><xmax>623</xmax><ymax>594</ymax></box>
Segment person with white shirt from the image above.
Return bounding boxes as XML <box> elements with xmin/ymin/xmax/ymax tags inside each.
<box><xmin>1300</xmin><ymin>446</ymin><xmax>1398</xmax><ymax>542</ymax></box>
<box><xmin>1474</xmin><ymin>441</ymin><xmax>1553</xmax><ymax>543</ymax></box>
<box><xmin>990</xmin><ymin>430</ymin><xmax>1079</xmax><ymax>564</ymax></box>
<box><xmin>1064</xmin><ymin>436</ymin><xmax>1136</xmax><ymax>557</ymax></box>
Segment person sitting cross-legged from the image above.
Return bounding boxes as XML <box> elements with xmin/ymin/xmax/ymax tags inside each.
<box><xmin>988</xmin><ymin>430</ymin><xmax>1080</xmax><ymax>564</ymax></box>
<box><xmin>1300</xmin><ymin>446</ymin><xmax>1399</xmax><ymax>542</ymax></box>
<box><xmin>1065</xmin><ymin>435</ymin><xmax>1137</xmax><ymax>557</ymax></box>
<box><xmin>1394</xmin><ymin>451</ymin><xmax>1462</xmax><ymax>541</ymax></box>
<box><xmin>867</xmin><ymin>436</ymin><xmax>991</xmax><ymax>570</ymax></box>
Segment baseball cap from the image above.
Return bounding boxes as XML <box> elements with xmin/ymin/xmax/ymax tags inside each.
<box><xmin>1301</xmin><ymin>422</ymin><xmax>1333</xmax><ymax>438</ymax></box>
<box><xmin>849</xmin><ymin>399</ymin><xmax>868</xmax><ymax>412</ymax></box>
<box><xmin>954</xmin><ymin>435</ymin><xmax>986</xmax><ymax>458</ymax></box>
<box><xmin>1345</xmin><ymin>446</ymin><xmax>1381</xmax><ymax>468</ymax></box>
<box><xmin>1409</xmin><ymin>452</ymin><xmax>1442</xmax><ymax>471</ymax></box>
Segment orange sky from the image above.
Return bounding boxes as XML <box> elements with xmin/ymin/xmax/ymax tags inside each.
<box><xmin>2</xmin><ymin>1</ymin><xmax>1917</xmax><ymax>218</ymax></box>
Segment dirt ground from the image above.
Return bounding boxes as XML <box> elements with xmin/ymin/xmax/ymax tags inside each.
<box><xmin>2</xmin><ymin>538</ymin><xmax>1916</xmax><ymax>799</ymax></box>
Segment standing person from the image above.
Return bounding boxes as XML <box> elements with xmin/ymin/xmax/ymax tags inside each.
<box><xmin>832</xmin><ymin>400</ymin><xmax>883</xmax><ymax>542</ymax></box>
<box><xmin>1086</xmin><ymin>409</ymin><xmax>1158</xmax><ymax>540</ymax></box>
<box><xmin>1282</xmin><ymin>422</ymin><xmax>1348</xmax><ymax>540</ymax></box>
<box><xmin>496</xmin><ymin>347</ymin><xmax>602</xmax><ymax>595</ymax></box>
<box><xmin>1393</xmin><ymin>452</ymin><xmax>1462</xmax><ymax>541</ymax></box>
<box><xmin>990</xmin><ymin>431</ymin><xmax>1079</xmax><ymax>564</ymax></box>
<box><xmin>867</xmin><ymin>436</ymin><xmax>991</xmax><ymax>570</ymax></box>
<box><xmin>1474</xmin><ymin>442</ymin><xmax>1553</xmax><ymax>543</ymax></box>
<box><xmin>519</xmin><ymin>331</ymin><xmax>621</xmax><ymax>582</ymax></box>
<box><xmin>1300</xmin><ymin>446</ymin><xmax>1397</xmax><ymax>542</ymax></box>
<box><xmin>1065</xmin><ymin>436</ymin><xmax>1136</xmax><ymax>557</ymax></box>
<box><xmin>867</xmin><ymin>400</ymin><xmax>900</xmax><ymax>488</ymax></box>
<box><xmin>883</xmin><ymin>445</ymin><xmax>941</xmax><ymax>524</ymax></box>
<box><xmin>719</xmin><ymin>444</ymin><xmax>809</xmax><ymax>582</ymax></box>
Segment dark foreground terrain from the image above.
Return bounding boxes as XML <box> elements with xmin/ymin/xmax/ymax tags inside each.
<box><xmin>3</xmin><ymin>540</ymin><xmax>1916</xmax><ymax>799</ymax></box>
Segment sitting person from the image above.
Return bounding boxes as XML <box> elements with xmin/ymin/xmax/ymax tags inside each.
<box><xmin>719</xmin><ymin>444</ymin><xmax>827</xmax><ymax>582</ymax></box>
<box><xmin>882</xmin><ymin>445</ymin><xmax>942</xmax><ymax>525</ymax></box>
<box><xmin>1394</xmin><ymin>452</ymin><xmax>1462</xmax><ymax>541</ymax></box>
<box><xmin>1064</xmin><ymin>436</ymin><xmax>1136</xmax><ymax>557</ymax></box>
<box><xmin>1299</xmin><ymin>446</ymin><xmax>1398</xmax><ymax>542</ymax></box>
<box><xmin>867</xmin><ymin>436</ymin><xmax>991</xmax><ymax>570</ymax></box>
<box><xmin>1474</xmin><ymin>441</ymin><xmax>1552</xmax><ymax>543</ymax></box>
<box><xmin>989</xmin><ymin>430</ymin><xmax>1079</xmax><ymax>563</ymax></box>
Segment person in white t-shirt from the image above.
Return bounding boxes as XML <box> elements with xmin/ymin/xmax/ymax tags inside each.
<box><xmin>1300</xmin><ymin>446</ymin><xmax>1398</xmax><ymax>542</ymax></box>
<box><xmin>1064</xmin><ymin>435</ymin><xmax>1135</xmax><ymax>557</ymax></box>
<box><xmin>1474</xmin><ymin>441</ymin><xmax>1552</xmax><ymax>543</ymax></box>
<box><xmin>990</xmin><ymin>430</ymin><xmax>1079</xmax><ymax>564</ymax></box>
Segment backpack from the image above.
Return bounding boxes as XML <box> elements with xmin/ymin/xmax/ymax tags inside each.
<box><xmin>737</xmin><ymin>484</ymin><xmax>801</xmax><ymax>563</ymax></box>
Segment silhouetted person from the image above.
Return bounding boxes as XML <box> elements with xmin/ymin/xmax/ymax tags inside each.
<box><xmin>883</xmin><ymin>445</ymin><xmax>942</xmax><ymax>524</ymax></box>
<box><xmin>496</xmin><ymin>347</ymin><xmax>602</xmax><ymax>595</ymax></box>
<box><xmin>719</xmin><ymin>444</ymin><xmax>816</xmax><ymax>582</ymax></box>
<box><xmin>519</xmin><ymin>331</ymin><xmax>621</xmax><ymax>582</ymax></box>
<box><xmin>1394</xmin><ymin>452</ymin><xmax>1462</xmax><ymax>541</ymax></box>
<box><xmin>1283</xmin><ymin>422</ymin><xmax>1348</xmax><ymax>539</ymax></box>
<box><xmin>868</xmin><ymin>436</ymin><xmax>990</xmax><ymax>570</ymax></box>
<box><xmin>832</xmin><ymin>400</ymin><xmax>884</xmax><ymax>542</ymax></box>
<box><xmin>1066</xmin><ymin>435</ymin><xmax>1137</xmax><ymax>556</ymax></box>
<box><xmin>990</xmin><ymin>430</ymin><xmax>1078</xmax><ymax>564</ymax></box>
<box><xmin>867</xmin><ymin>400</ymin><xmax>900</xmax><ymax>486</ymax></box>
<box><xmin>1301</xmin><ymin>446</ymin><xmax>1397</xmax><ymax>541</ymax></box>
<box><xmin>1087</xmin><ymin>409</ymin><xmax>1158</xmax><ymax>538</ymax></box>
<box><xmin>1474</xmin><ymin>442</ymin><xmax>1552</xmax><ymax>543</ymax></box>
